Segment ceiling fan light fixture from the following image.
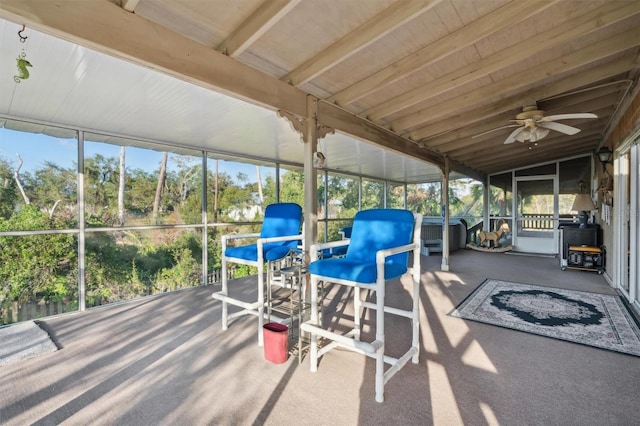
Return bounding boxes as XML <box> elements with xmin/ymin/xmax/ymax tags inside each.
<box><xmin>515</xmin><ymin>129</ymin><xmax>530</xmax><ymax>142</ymax></box>
<box><xmin>531</xmin><ymin>127</ymin><xmax>549</xmax><ymax>142</ymax></box>
<box><xmin>515</xmin><ymin>126</ymin><xmax>549</xmax><ymax>143</ymax></box>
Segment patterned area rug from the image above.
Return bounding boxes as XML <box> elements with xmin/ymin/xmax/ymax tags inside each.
<box><xmin>450</xmin><ymin>279</ymin><xmax>640</xmax><ymax>357</ymax></box>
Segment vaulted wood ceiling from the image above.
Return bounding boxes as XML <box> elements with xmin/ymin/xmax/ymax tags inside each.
<box><xmin>2</xmin><ymin>0</ymin><xmax>639</xmax><ymax>180</ymax></box>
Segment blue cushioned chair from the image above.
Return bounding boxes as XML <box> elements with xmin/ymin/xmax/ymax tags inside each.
<box><xmin>212</xmin><ymin>203</ymin><xmax>303</xmax><ymax>345</ymax></box>
<box><xmin>301</xmin><ymin>208</ymin><xmax>422</xmax><ymax>402</ymax></box>
<box><xmin>318</xmin><ymin>225</ymin><xmax>352</xmax><ymax>259</ymax></box>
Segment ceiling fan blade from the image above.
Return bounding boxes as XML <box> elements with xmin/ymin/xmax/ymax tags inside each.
<box><xmin>504</xmin><ymin>127</ymin><xmax>524</xmax><ymax>144</ymax></box>
<box><xmin>539</xmin><ymin>121</ymin><xmax>581</xmax><ymax>135</ymax></box>
<box><xmin>541</xmin><ymin>113</ymin><xmax>598</xmax><ymax>121</ymax></box>
<box><xmin>472</xmin><ymin>124</ymin><xmax>520</xmax><ymax>138</ymax></box>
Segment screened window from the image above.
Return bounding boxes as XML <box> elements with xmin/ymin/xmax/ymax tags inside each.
<box><xmin>489</xmin><ymin>172</ymin><xmax>513</xmax><ymax>217</ymax></box>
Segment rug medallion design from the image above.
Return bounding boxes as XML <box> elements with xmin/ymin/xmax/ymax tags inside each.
<box><xmin>449</xmin><ymin>279</ymin><xmax>640</xmax><ymax>357</ymax></box>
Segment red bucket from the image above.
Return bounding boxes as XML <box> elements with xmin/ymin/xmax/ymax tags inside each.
<box><xmin>263</xmin><ymin>322</ymin><xmax>289</xmax><ymax>364</ymax></box>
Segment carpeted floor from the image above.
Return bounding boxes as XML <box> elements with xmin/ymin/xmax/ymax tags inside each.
<box><xmin>0</xmin><ymin>250</ymin><xmax>638</xmax><ymax>425</ymax></box>
<box><xmin>0</xmin><ymin>321</ymin><xmax>58</xmax><ymax>366</ymax></box>
<box><xmin>449</xmin><ymin>279</ymin><xmax>640</xmax><ymax>357</ymax></box>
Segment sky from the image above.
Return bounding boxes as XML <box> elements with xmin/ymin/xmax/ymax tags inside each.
<box><xmin>0</xmin><ymin>125</ymin><xmax>274</xmax><ymax>182</ymax></box>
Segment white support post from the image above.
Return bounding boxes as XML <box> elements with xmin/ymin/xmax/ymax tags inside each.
<box><xmin>441</xmin><ymin>157</ymin><xmax>450</xmax><ymax>272</ymax></box>
<box><xmin>303</xmin><ymin>95</ymin><xmax>318</xmax><ymax>254</ymax></box>
<box><xmin>484</xmin><ymin>175</ymin><xmax>490</xmax><ymax>233</ymax></box>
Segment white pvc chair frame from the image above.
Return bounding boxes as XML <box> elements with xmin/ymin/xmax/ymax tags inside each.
<box><xmin>212</xmin><ymin>231</ymin><xmax>303</xmax><ymax>346</ymax></box>
<box><xmin>301</xmin><ymin>212</ymin><xmax>422</xmax><ymax>402</ymax></box>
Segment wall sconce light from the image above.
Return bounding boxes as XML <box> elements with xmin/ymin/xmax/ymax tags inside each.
<box><xmin>596</xmin><ymin>146</ymin><xmax>613</xmax><ymax>172</ymax></box>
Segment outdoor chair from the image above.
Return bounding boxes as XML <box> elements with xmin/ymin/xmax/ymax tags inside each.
<box><xmin>318</xmin><ymin>225</ymin><xmax>352</xmax><ymax>259</ymax></box>
<box><xmin>212</xmin><ymin>202</ymin><xmax>303</xmax><ymax>346</ymax></box>
<box><xmin>300</xmin><ymin>208</ymin><xmax>422</xmax><ymax>402</ymax></box>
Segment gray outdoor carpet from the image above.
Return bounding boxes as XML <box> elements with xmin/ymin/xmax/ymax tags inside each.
<box><xmin>0</xmin><ymin>321</ymin><xmax>58</xmax><ymax>366</ymax></box>
<box><xmin>450</xmin><ymin>279</ymin><xmax>640</xmax><ymax>357</ymax></box>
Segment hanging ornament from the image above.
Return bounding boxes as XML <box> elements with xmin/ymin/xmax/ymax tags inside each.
<box><xmin>14</xmin><ymin>52</ymin><xmax>32</xmax><ymax>83</ymax></box>
<box><xmin>14</xmin><ymin>25</ymin><xmax>32</xmax><ymax>83</ymax></box>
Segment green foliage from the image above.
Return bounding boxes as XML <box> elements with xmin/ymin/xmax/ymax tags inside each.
<box><xmin>0</xmin><ymin>205</ymin><xmax>77</xmax><ymax>306</ymax></box>
<box><xmin>0</xmin><ymin>158</ymin><xmax>20</xmax><ymax>220</ymax></box>
<box><xmin>154</xmin><ymin>248</ymin><xmax>201</xmax><ymax>292</ymax></box>
<box><xmin>279</xmin><ymin>170</ymin><xmax>304</xmax><ymax>205</ymax></box>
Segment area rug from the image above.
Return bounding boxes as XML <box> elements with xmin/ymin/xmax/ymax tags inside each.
<box><xmin>0</xmin><ymin>321</ymin><xmax>58</xmax><ymax>366</ymax></box>
<box><xmin>449</xmin><ymin>279</ymin><xmax>640</xmax><ymax>357</ymax></box>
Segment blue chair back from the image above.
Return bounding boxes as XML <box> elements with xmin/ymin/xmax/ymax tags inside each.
<box><xmin>345</xmin><ymin>209</ymin><xmax>414</xmax><ymax>266</ymax></box>
<box><xmin>260</xmin><ymin>203</ymin><xmax>302</xmax><ymax>239</ymax></box>
<box><xmin>340</xmin><ymin>226</ymin><xmax>352</xmax><ymax>238</ymax></box>
<box><xmin>260</xmin><ymin>203</ymin><xmax>302</xmax><ymax>259</ymax></box>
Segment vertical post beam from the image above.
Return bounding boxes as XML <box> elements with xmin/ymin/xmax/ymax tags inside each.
<box><xmin>303</xmin><ymin>96</ymin><xmax>318</xmax><ymax>253</ymax></box>
<box><xmin>78</xmin><ymin>130</ymin><xmax>86</xmax><ymax>311</ymax></box>
<box><xmin>484</xmin><ymin>175</ymin><xmax>490</xmax><ymax>232</ymax></box>
<box><xmin>201</xmin><ymin>153</ymin><xmax>208</xmax><ymax>285</ymax></box>
<box><xmin>441</xmin><ymin>158</ymin><xmax>450</xmax><ymax>272</ymax></box>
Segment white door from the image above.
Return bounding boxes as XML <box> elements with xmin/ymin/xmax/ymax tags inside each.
<box><xmin>616</xmin><ymin>144</ymin><xmax>639</xmax><ymax>309</ymax></box>
<box><xmin>514</xmin><ymin>176</ymin><xmax>557</xmax><ymax>254</ymax></box>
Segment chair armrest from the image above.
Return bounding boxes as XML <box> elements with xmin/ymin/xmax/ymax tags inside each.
<box><xmin>310</xmin><ymin>239</ymin><xmax>350</xmax><ymax>261</ymax></box>
<box><xmin>375</xmin><ymin>242</ymin><xmax>419</xmax><ymax>264</ymax></box>
<box><xmin>222</xmin><ymin>232</ymin><xmax>260</xmax><ymax>243</ymax></box>
<box><xmin>257</xmin><ymin>234</ymin><xmax>304</xmax><ymax>245</ymax></box>
<box><xmin>256</xmin><ymin>234</ymin><xmax>304</xmax><ymax>262</ymax></box>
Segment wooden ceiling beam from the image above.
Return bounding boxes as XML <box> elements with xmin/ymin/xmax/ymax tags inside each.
<box><xmin>539</xmin><ymin>79</ymin><xmax>632</xmax><ymax>111</ymax></box>
<box><xmin>0</xmin><ymin>0</ymin><xmax>446</xmax><ymax>176</ymax></box>
<box><xmin>0</xmin><ymin>0</ymin><xmax>308</xmax><ymax>116</ymax></box>
<box><xmin>470</xmin><ymin>137</ymin><xmax>598</xmax><ymax>170</ymax></box>
<box><xmin>543</xmin><ymin>95</ymin><xmax>622</xmax><ymax>118</ymax></box>
<box><xmin>364</xmin><ymin>1</ymin><xmax>640</xmax><ymax>121</ymax></box>
<box><xmin>328</xmin><ymin>0</ymin><xmax>554</xmax><ymax>106</ymax></box>
<box><xmin>452</xmin><ymin>130</ymin><xmax>601</xmax><ymax>163</ymax></box>
<box><xmin>441</xmin><ymin>112</ymin><xmax>610</xmax><ymax>156</ymax></box>
<box><xmin>121</xmin><ymin>0</ymin><xmax>140</xmax><ymax>13</ymax></box>
<box><xmin>480</xmin><ymin>146</ymin><xmax>596</xmax><ymax>174</ymax></box>
<box><xmin>417</xmin><ymin>111</ymin><xmax>516</xmax><ymax>150</ymax></box>
<box><xmin>317</xmin><ymin>101</ymin><xmax>445</xmax><ymax>169</ymax></box>
<box><xmin>410</xmin><ymin>56</ymin><xmax>637</xmax><ymax>141</ymax></box>
<box><xmin>217</xmin><ymin>0</ymin><xmax>301</xmax><ymax>58</ymax></box>
<box><xmin>282</xmin><ymin>0</ymin><xmax>437</xmax><ymax>86</ymax></box>
<box><xmin>393</xmin><ymin>27</ymin><xmax>640</xmax><ymax>133</ymax></box>
<box><xmin>447</xmin><ymin>159</ymin><xmax>485</xmax><ymax>183</ymax></box>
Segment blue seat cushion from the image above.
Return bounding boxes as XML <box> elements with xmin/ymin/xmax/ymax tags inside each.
<box><xmin>308</xmin><ymin>257</ymin><xmax>407</xmax><ymax>283</ymax></box>
<box><xmin>225</xmin><ymin>242</ymin><xmax>296</xmax><ymax>262</ymax></box>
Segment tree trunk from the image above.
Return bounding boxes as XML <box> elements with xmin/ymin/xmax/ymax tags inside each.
<box><xmin>153</xmin><ymin>152</ymin><xmax>168</xmax><ymax>223</ymax></box>
<box><xmin>49</xmin><ymin>199</ymin><xmax>61</xmax><ymax>220</ymax></box>
<box><xmin>256</xmin><ymin>165</ymin><xmax>263</xmax><ymax>215</ymax></box>
<box><xmin>14</xmin><ymin>153</ymin><xmax>30</xmax><ymax>205</ymax></box>
<box><xmin>118</xmin><ymin>146</ymin><xmax>126</xmax><ymax>226</ymax></box>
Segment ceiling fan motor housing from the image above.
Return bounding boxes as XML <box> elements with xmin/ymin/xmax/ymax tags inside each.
<box><xmin>516</xmin><ymin>106</ymin><xmax>545</xmax><ymax>121</ymax></box>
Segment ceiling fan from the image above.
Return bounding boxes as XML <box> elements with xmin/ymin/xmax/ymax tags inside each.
<box><xmin>475</xmin><ymin>105</ymin><xmax>598</xmax><ymax>144</ymax></box>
